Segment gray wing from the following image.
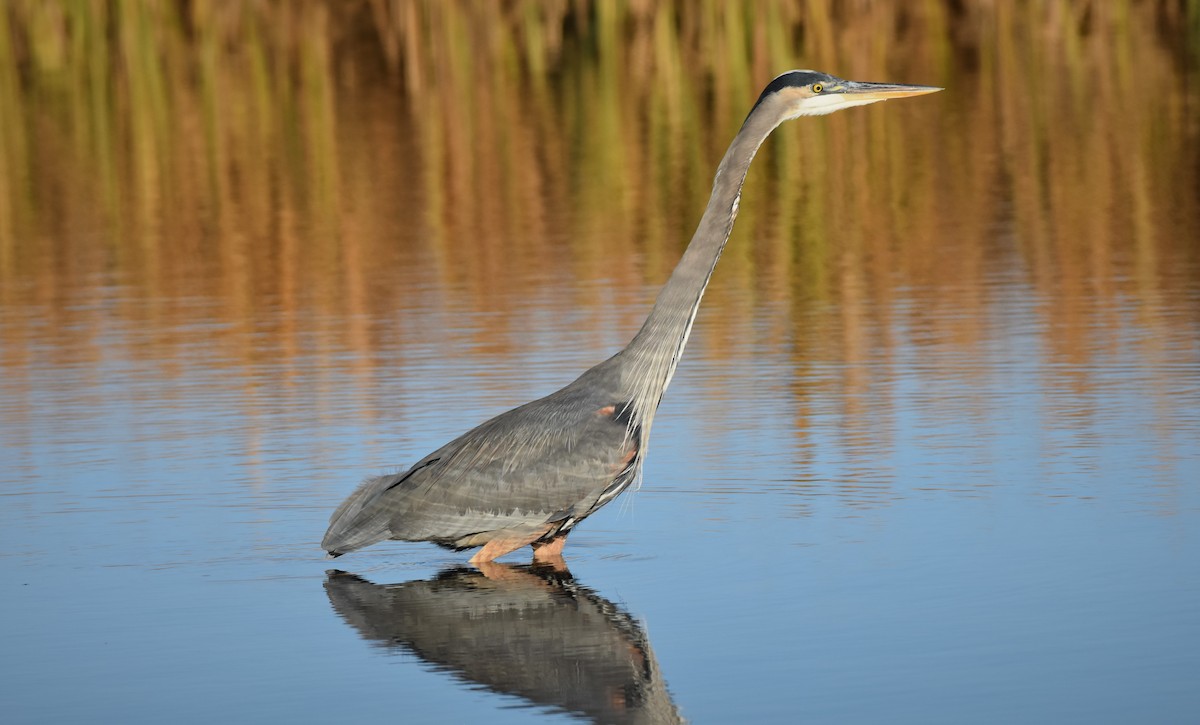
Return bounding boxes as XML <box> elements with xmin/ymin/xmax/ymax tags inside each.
<box><xmin>322</xmin><ymin>387</ymin><xmax>639</xmax><ymax>554</ymax></box>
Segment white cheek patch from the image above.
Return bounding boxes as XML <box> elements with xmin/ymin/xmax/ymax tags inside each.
<box><xmin>793</xmin><ymin>94</ymin><xmax>884</xmax><ymax>117</ymax></box>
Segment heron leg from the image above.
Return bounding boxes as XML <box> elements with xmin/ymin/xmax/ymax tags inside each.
<box><xmin>468</xmin><ymin>526</ymin><xmax>552</xmax><ymax>564</ymax></box>
<box><xmin>531</xmin><ymin>532</ymin><xmax>569</xmax><ymax>562</ymax></box>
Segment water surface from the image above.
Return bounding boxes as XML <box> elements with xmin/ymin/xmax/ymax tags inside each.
<box><xmin>2</xmin><ymin>3</ymin><xmax>1199</xmax><ymax>723</ymax></box>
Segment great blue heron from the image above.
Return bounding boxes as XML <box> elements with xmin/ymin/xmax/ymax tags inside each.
<box><xmin>323</xmin><ymin>70</ymin><xmax>941</xmax><ymax>564</ymax></box>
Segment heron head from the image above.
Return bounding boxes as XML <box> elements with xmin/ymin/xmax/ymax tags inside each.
<box><xmin>751</xmin><ymin>70</ymin><xmax>942</xmax><ymax>121</ymax></box>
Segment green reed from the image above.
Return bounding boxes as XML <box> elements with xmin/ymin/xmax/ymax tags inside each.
<box><xmin>0</xmin><ymin>0</ymin><xmax>1195</xmax><ymax>365</ymax></box>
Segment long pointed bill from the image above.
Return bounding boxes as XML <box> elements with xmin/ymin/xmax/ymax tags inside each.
<box><xmin>837</xmin><ymin>80</ymin><xmax>943</xmax><ymax>101</ymax></box>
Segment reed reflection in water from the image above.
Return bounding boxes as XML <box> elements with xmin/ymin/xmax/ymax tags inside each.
<box><xmin>325</xmin><ymin>566</ymin><xmax>682</xmax><ymax>724</ymax></box>
<box><xmin>1</xmin><ymin>1</ymin><xmax>1199</xmax><ymax>723</ymax></box>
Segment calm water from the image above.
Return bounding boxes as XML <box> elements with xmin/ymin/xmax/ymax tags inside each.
<box><xmin>2</xmin><ymin>3</ymin><xmax>1200</xmax><ymax>723</ymax></box>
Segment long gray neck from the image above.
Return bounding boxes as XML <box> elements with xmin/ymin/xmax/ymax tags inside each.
<box><xmin>617</xmin><ymin>98</ymin><xmax>787</xmax><ymax>427</ymax></box>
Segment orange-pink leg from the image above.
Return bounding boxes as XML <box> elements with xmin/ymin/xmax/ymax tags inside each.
<box><xmin>468</xmin><ymin>526</ymin><xmax>552</xmax><ymax>564</ymax></box>
<box><xmin>531</xmin><ymin>532</ymin><xmax>569</xmax><ymax>563</ymax></box>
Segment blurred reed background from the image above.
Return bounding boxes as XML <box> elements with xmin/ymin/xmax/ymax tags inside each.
<box><xmin>1</xmin><ymin>0</ymin><xmax>1197</xmax><ymax>449</ymax></box>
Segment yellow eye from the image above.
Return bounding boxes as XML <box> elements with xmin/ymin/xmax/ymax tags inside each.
<box><xmin>812</xmin><ymin>83</ymin><xmax>824</xmax><ymax>93</ymax></box>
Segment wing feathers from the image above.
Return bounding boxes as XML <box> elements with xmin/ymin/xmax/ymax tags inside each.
<box><xmin>321</xmin><ymin>389</ymin><xmax>639</xmax><ymax>554</ymax></box>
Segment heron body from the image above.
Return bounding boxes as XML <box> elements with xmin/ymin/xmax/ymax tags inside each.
<box><xmin>322</xmin><ymin>70</ymin><xmax>940</xmax><ymax>564</ymax></box>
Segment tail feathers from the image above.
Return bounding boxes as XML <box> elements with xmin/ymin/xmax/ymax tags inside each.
<box><xmin>322</xmin><ymin>474</ymin><xmax>397</xmax><ymax>556</ymax></box>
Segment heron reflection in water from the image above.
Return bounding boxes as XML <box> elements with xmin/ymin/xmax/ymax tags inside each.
<box><xmin>324</xmin><ymin>566</ymin><xmax>682</xmax><ymax>724</ymax></box>
<box><xmin>322</xmin><ymin>71</ymin><xmax>941</xmax><ymax>564</ymax></box>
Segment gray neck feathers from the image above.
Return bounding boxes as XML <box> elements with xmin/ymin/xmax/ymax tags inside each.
<box><xmin>617</xmin><ymin>96</ymin><xmax>787</xmax><ymax>449</ymax></box>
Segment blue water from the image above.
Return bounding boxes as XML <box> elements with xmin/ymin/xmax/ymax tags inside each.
<box><xmin>2</xmin><ymin>265</ymin><xmax>1198</xmax><ymax>723</ymax></box>
<box><xmin>3</xmin><ymin>20</ymin><xmax>1200</xmax><ymax>719</ymax></box>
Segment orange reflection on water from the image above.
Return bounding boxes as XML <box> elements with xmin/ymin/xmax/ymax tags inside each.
<box><xmin>0</xmin><ymin>1</ymin><xmax>1197</xmax><ymax>507</ymax></box>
